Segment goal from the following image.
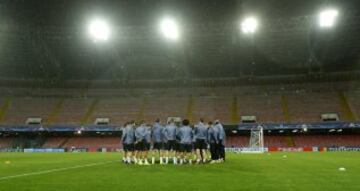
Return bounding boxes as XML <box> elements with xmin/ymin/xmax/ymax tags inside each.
<box><xmin>241</xmin><ymin>125</ymin><xmax>265</xmax><ymax>153</ymax></box>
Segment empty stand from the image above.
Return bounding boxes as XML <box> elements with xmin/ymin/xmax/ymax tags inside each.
<box><xmin>192</xmin><ymin>96</ymin><xmax>232</xmax><ymax>123</ymax></box>
<box><xmin>54</xmin><ymin>98</ymin><xmax>93</xmax><ymax>125</ymax></box>
<box><xmin>0</xmin><ymin>137</ymin><xmax>13</xmax><ymax>148</ymax></box>
<box><xmin>91</xmin><ymin>97</ymin><xmax>143</xmax><ymax>125</ymax></box>
<box><xmin>237</xmin><ymin>94</ymin><xmax>284</xmax><ymax>123</ymax></box>
<box><xmin>42</xmin><ymin>137</ymin><xmax>68</xmax><ymax>148</ymax></box>
<box><xmin>226</xmin><ymin>136</ymin><xmax>249</xmax><ymax>147</ymax></box>
<box><xmin>292</xmin><ymin>135</ymin><xmax>360</xmax><ymax>147</ymax></box>
<box><xmin>227</xmin><ymin>134</ymin><xmax>360</xmax><ymax>147</ymax></box>
<box><xmin>287</xmin><ymin>92</ymin><xmax>345</xmax><ymax>123</ymax></box>
<box><xmin>4</xmin><ymin>97</ymin><xmax>58</xmax><ymax>125</ymax></box>
<box><xmin>143</xmin><ymin>96</ymin><xmax>188</xmax><ymax>123</ymax></box>
<box><xmin>63</xmin><ymin>137</ymin><xmax>121</xmax><ymax>150</ymax></box>
<box><xmin>346</xmin><ymin>91</ymin><xmax>360</xmax><ymax>120</ymax></box>
<box><xmin>226</xmin><ymin>135</ymin><xmax>288</xmax><ymax>147</ymax></box>
<box><xmin>0</xmin><ymin>87</ymin><xmax>359</xmax><ymax>125</ymax></box>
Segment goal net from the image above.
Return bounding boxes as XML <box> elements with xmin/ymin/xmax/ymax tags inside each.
<box><xmin>241</xmin><ymin>125</ymin><xmax>265</xmax><ymax>153</ymax></box>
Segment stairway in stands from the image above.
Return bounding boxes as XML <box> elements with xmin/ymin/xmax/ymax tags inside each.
<box><xmin>0</xmin><ymin>98</ymin><xmax>12</xmax><ymax>123</ymax></box>
<box><xmin>231</xmin><ymin>96</ymin><xmax>239</xmax><ymax>124</ymax></box>
<box><xmin>81</xmin><ymin>98</ymin><xmax>100</xmax><ymax>125</ymax></box>
<box><xmin>337</xmin><ymin>91</ymin><xmax>358</xmax><ymax>121</ymax></box>
<box><xmin>280</xmin><ymin>95</ymin><xmax>291</xmax><ymax>123</ymax></box>
<box><xmin>284</xmin><ymin>136</ymin><xmax>295</xmax><ymax>147</ymax></box>
<box><xmin>46</xmin><ymin>98</ymin><xmax>65</xmax><ymax>125</ymax></box>
<box><xmin>186</xmin><ymin>96</ymin><xmax>194</xmax><ymax>122</ymax></box>
<box><xmin>137</xmin><ymin>97</ymin><xmax>147</xmax><ymax>121</ymax></box>
<box><xmin>59</xmin><ymin>138</ymin><xmax>70</xmax><ymax>148</ymax></box>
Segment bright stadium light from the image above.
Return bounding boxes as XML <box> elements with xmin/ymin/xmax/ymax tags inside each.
<box><xmin>241</xmin><ymin>17</ymin><xmax>258</xmax><ymax>34</ymax></box>
<box><xmin>88</xmin><ymin>18</ymin><xmax>111</xmax><ymax>42</ymax></box>
<box><xmin>160</xmin><ymin>17</ymin><xmax>180</xmax><ymax>41</ymax></box>
<box><xmin>319</xmin><ymin>9</ymin><xmax>338</xmax><ymax>28</ymax></box>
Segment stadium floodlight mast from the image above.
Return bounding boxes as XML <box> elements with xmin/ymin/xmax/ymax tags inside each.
<box><xmin>159</xmin><ymin>17</ymin><xmax>180</xmax><ymax>41</ymax></box>
<box><xmin>241</xmin><ymin>17</ymin><xmax>258</xmax><ymax>34</ymax></box>
<box><xmin>88</xmin><ymin>18</ymin><xmax>111</xmax><ymax>42</ymax></box>
<box><xmin>318</xmin><ymin>8</ymin><xmax>339</xmax><ymax>28</ymax></box>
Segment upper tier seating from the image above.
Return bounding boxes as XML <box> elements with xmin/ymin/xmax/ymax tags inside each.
<box><xmin>287</xmin><ymin>92</ymin><xmax>345</xmax><ymax>123</ymax></box>
<box><xmin>346</xmin><ymin>91</ymin><xmax>360</xmax><ymax>119</ymax></box>
<box><xmin>3</xmin><ymin>97</ymin><xmax>58</xmax><ymax>125</ymax></box>
<box><xmin>90</xmin><ymin>97</ymin><xmax>142</xmax><ymax>125</ymax></box>
<box><xmin>143</xmin><ymin>96</ymin><xmax>188</xmax><ymax>123</ymax></box>
<box><xmin>192</xmin><ymin>96</ymin><xmax>232</xmax><ymax>124</ymax></box>
<box><xmin>0</xmin><ymin>86</ymin><xmax>359</xmax><ymax>125</ymax></box>
<box><xmin>54</xmin><ymin>98</ymin><xmax>92</xmax><ymax>125</ymax></box>
<box><xmin>237</xmin><ymin>94</ymin><xmax>284</xmax><ymax>123</ymax></box>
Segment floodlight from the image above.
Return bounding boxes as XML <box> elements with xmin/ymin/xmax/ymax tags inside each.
<box><xmin>241</xmin><ymin>17</ymin><xmax>258</xmax><ymax>34</ymax></box>
<box><xmin>319</xmin><ymin>9</ymin><xmax>338</xmax><ymax>28</ymax></box>
<box><xmin>160</xmin><ymin>17</ymin><xmax>180</xmax><ymax>41</ymax></box>
<box><xmin>88</xmin><ymin>18</ymin><xmax>111</xmax><ymax>42</ymax></box>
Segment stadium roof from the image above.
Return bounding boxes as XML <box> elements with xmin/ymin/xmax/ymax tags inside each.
<box><xmin>0</xmin><ymin>0</ymin><xmax>360</xmax><ymax>82</ymax></box>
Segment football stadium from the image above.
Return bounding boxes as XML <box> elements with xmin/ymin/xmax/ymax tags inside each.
<box><xmin>0</xmin><ymin>0</ymin><xmax>360</xmax><ymax>190</ymax></box>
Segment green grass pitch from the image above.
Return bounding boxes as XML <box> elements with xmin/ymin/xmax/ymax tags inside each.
<box><xmin>0</xmin><ymin>152</ymin><xmax>359</xmax><ymax>191</ymax></box>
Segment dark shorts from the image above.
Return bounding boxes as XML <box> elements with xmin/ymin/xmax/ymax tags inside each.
<box><xmin>175</xmin><ymin>141</ymin><xmax>181</xmax><ymax>152</ymax></box>
<box><xmin>123</xmin><ymin>143</ymin><xmax>134</xmax><ymax>152</ymax></box>
<box><xmin>135</xmin><ymin>140</ymin><xmax>146</xmax><ymax>151</ymax></box>
<box><xmin>165</xmin><ymin>140</ymin><xmax>177</xmax><ymax>151</ymax></box>
<box><xmin>145</xmin><ymin>142</ymin><xmax>151</xmax><ymax>151</ymax></box>
<box><xmin>195</xmin><ymin>139</ymin><xmax>207</xmax><ymax>150</ymax></box>
<box><xmin>180</xmin><ymin>144</ymin><xmax>193</xmax><ymax>153</ymax></box>
<box><xmin>153</xmin><ymin>142</ymin><xmax>164</xmax><ymax>150</ymax></box>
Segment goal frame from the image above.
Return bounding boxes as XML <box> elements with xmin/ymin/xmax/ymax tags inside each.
<box><xmin>241</xmin><ymin>125</ymin><xmax>265</xmax><ymax>153</ymax></box>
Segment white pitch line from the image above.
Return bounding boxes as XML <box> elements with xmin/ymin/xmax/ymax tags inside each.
<box><xmin>0</xmin><ymin>160</ymin><xmax>117</xmax><ymax>181</ymax></box>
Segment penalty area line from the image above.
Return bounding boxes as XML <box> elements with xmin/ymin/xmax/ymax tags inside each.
<box><xmin>0</xmin><ymin>160</ymin><xmax>117</xmax><ymax>181</ymax></box>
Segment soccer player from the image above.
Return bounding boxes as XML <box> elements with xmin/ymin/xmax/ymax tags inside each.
<box><xmin>120</xmin><ymin>124</ymin><xmax>126</xmax><ymax>162</ymax></box>
<box><xmin>121</xmin><ymin>121</ymin><xmax>135</xmax><ymax>164</ymax></box>
<box><xmin>215</xmin><ymin>120</ymin><xmax>226</xmax><ymax>162</ymax></box>
<box><xmin>144</xmin><ymin>124</ymin><xmax>152</xmax><ymax>164</ymax></box>
<box><xmin>208</xmin><ymin>121</ymin><xmax>220</xmax><ymax>163</ymax></box>
<box><xmin>152</xmin><ymin>119</ymin><xmax>164</xmax><ymax>164</ymax></box>
<box><xmin>177</xmin><ymin>119</ymin><xmax>194</xmax><ymax>165</ymax></box>
<box><xmin>135</xmin><ymin>121</ymin><xmax>150</xmax><ymax>165</ymax></box>
<box><xmin>194</xmin><ymin>118</ymin><xmax>208</xmax><ymax>164</ymax></box>
<box><xmin>163</xmin><ymin>119</ymin><xmax>178</xmax><ymax>164</ymax></box>
<box><xmin>174</xmin><ymin>121</ymin><xmax>182</xmax><ymax>163</ymax></box>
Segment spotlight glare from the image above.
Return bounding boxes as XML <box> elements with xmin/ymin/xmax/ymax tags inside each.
<box><xmin>88</xmin><ymin>19</ymin><xmax>111</xmax><ymax>42</ymax></box>
<box><xmin>319</xmin><ymin>9</ymin><xmax>338</xmax><ymax>28</ymax></box>
<box><xmin>241</xmin><ymin>17</ymin><xmax>258</xmax><ymax>34</ymax></box>
<box><xmin>160</xmin><ymin>18</ymin><xmax>180</xmax><ymax>41</ymax></box>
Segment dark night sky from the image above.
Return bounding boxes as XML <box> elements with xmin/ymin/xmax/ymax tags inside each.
<box><xmin>0</xmin><ymin>0</ymin><xmax>359</xmax><ymax>81</ymax></box>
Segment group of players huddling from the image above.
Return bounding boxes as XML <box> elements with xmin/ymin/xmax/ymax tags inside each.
<box><xmin>121</xmin><ymin>118</ymin><xmax>226</xmax><ymax>165</ymax></box>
